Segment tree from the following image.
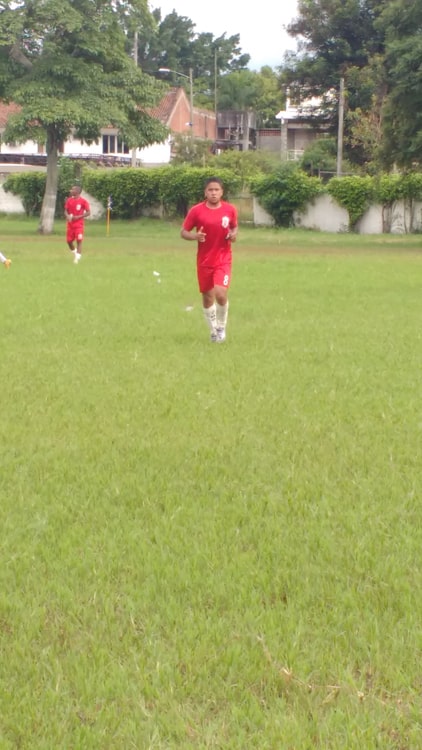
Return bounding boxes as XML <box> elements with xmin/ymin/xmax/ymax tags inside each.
<box><xmin>138</xmin><ymin>10</ymin><xmax>196</xmax><ymax>74</ymax></box>
<box><xmin>0</xmin><ymin>0</ymin><xmax>168</xmax><ymax>233</ymax></box>
<box><xmin>170</xmin><ymin>134</ymin><xmax>214</xmax><ymax>166</ymax></box>
<box><xmin>379</xmin><ymin>1</ymin><xmax>422</xmax><ymax>168</ymax></box>
<box><xmin>281</xmin><ymin>0</ymin><xmax>387</xmax><ymax>169</ymax></box>
<box><xmin>216</xmin><ymin>67</ymin><xmax>282</xmax><ymax>129</ymax></box>
<box><xmin>285</xmin><ymin>0</ymin><xmax>384</xmax><ymax>93</ymax></box>
<box><xmin>217</xmin><ymin>70</ymin><xmax>260</xmax><ymax>111</ymax></box>
<box><xmin>136</xmin><ymin>10</ymin><xmax>250</xmax><ymax>109</ymax></box>
<box><xmin>251</xmin><ymin>67</ymin><xmax>283</xmax><ymax>128</ymax></box>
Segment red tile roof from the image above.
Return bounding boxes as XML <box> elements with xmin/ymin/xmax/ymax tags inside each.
<box><xmin>149</xmin><ymin>87</ymin><xmax>183</xmax><ymax>124</ymax></box>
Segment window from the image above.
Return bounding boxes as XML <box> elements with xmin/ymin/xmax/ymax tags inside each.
<box><xmin>102</xmin><ymin>134</ymin><xmax>129</xmax><ymax>155</ymax></box>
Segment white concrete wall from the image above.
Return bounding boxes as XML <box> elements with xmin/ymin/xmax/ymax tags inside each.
<box><xmin>294</xmin><ymin>194</ymin><xmax>349</xmax><ymax>232</ymax></box>
<box><xmin>253</xmin><ymin>198</ymin><xmax>274</xmax><ymax>226</ymax></box>
<box><xmin>255</xmin><ymin>193</ymin><xmax>422</xmax><ymax>234</ymax></box>
<box><xmin>0</xmin><ymin>182</ymin><xmax>26</xmax><ymax>212</ymax></box>
<box><xmin>0</xmin><ymin>177</ymin><xmax>104</xmax><ymax>219</ymax></box>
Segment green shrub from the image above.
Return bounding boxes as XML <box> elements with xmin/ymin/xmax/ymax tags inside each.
<box><xmin>300</xmin><ymin>137</ymin><xmax>338</xmax><ymax>176</ymax></box>
<box><xmin>158</xmin><ymin>166</ymin><xmax>241</xmax><ymax>217</ymax></box>
<box><xmin>83</xmin><ymin>168</ymin><xmax>162</xmax><ymax>219</ymax></box>
<box><xmin>82</xmin><ymin>166</ymin><xmax>241</xmax><ymax>219</ymax></box>
<box><xmin>213</xmin><ymin>150</ymin><xmax>279</xmax><ymax>186</ymax></box>
<box><xmin>250</xmin><ymin>164</ymin><xmax>323</xmax><ymax>227</ymax></box>
<box><xmin>4</xmin><ymin>158</ymin><xmax>80</xmax><ymax>217</ymax></box>
<box><xmin>327</xmin><ymin>175</ymin><xmax>375</xmax><ymax>229</ymax></box>
<box><xmin>3</xmin><ymin>173</ymin><xmax>46</xmax><ymax>216</ymax></box>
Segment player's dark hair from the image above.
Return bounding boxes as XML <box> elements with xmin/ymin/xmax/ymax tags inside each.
<box><xmin>204</xmin><ymin>176</ymin><xmax>223</xmax><ymax>188</ymax></box>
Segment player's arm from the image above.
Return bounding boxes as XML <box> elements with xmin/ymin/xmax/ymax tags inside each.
<box><xmin>181</xmin><ymin>225</ymin><xmax>206</xmax><ymax>242</ymax></box>
<box><xmin>226</xmin><ymin>207</ymin><xmax>238</xmax><ymax>241</ymax></box>
<box><xmin>72</xmin><ymin>206</ymin><xmax>90</xmax><ymax>221</ymax></box>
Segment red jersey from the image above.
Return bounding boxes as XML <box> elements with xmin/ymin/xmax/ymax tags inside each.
<box><xmin>183</xmin><ymin>201</ymin><xmax>238</xmax><ymax>267</ymax></box>
<box><xmin>65</xmin><ymin>195</ymin><xmax>90</xmax><ymax>222</ymax></box>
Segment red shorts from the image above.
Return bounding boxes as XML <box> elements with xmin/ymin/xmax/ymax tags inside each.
<box><xmin>197</xmin><ymin>263</ymin><xmax>231</xmax><ymax>293</ymax></box>
<box><xmin>66</xmin><ymin>221</ymin><xmax>84</xmax><ymax>243</ymax></box>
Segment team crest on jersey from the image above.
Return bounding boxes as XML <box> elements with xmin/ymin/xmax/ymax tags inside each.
<box><xmin>222</xmin><ymin>216</ymin><xmax>230</xmax><ymax>228</ymax></box>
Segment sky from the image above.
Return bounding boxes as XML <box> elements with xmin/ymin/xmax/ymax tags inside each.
<box><xmin>151</xmin><ymin>0</ymin><xmax>299</xmax><ymax>70</ymax></box>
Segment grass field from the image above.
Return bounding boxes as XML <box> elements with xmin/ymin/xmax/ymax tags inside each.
<box><xmin>0</xmin><ymin>217</ymin><xmax>421</xmax><ymax>749</ymax></box>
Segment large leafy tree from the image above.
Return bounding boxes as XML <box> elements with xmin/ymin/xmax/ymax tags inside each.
<box><xmin>216</xmin><ymin>70</ymin><xmax>260</xmax><ymax>111</ymax></box>
<box><xmin>136</xmin><ymin>9</ymin><xmax>250</xmax><ymax>109</ymax></box>
<box><xmin>281</xmin><ymin>0</ymin><xmax>386</xmax><ymax>168</ymax></box>
<box><xmin>285</xmin><ymin>0</ymin><xmax>384</xmax><ymax>90</ymax></box>
<box><xmin>216</xmin><ymin>67</ymin><xmax>282</xmax><ymax>126</ymax></box>
<box><xmin>0</xmin><ymin>0</ymin><xmax>168</xmax><ymax>233</ymax></box>
<box><xmin>379</xmin><ymin>1</ymin><xmax>422</xmax><ymax>168</ymax></box>
<box><xmin>137</xmin><ymin>9</ymin><xmax>249</xmax><ymax>74</ymax></box>
<box><xmin>138</xmin><ymin>10</ymin><xmax>196</xmax><ymax>74</ymax></box>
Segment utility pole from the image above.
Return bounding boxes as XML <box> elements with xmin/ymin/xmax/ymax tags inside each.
<box><xmin>214</xmin><ymin>49</ymin><xmax>218</xmax><ymax>119</ymax></box>
<box><xmin>336</xmin><ymin>77</ymin><xmax>345</xmax><ymax>177</ymax></box>
<box><xmin>189</xmin><ymin>67</ymin><xmax>194</xmax><ymax>145</ymax></box>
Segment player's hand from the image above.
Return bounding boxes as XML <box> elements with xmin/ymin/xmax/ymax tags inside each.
<box><xmin>226</xmin><ymin>229</ymin><xmax>237</xmax><ymax>241</ymax></box>
<box><xmin>197</xmin><ymin>226</ymin><xmax>206</xmax><ymax>242</ymax></box>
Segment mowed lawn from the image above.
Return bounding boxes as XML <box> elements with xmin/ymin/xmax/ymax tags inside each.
<box><xmin>0</xmin><ymin>217</ymin><xmax>421</xmax><ymax>749</ymax></box>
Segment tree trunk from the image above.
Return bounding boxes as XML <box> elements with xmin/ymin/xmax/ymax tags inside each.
<box><xmin>38</xmin><ymin>128</ymin><xmax>60</xmax><ymax>234</ymax></box>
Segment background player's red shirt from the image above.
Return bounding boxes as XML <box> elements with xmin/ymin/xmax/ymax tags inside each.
<box><xmin>183</xmin><ymin>201</ymin><xmax>238</xmax><ymax>267</ymax></box>
<box><xmin>65</xmin><ymin>195</ymin><xmax>90</xmax><ymax>222</ymax></box>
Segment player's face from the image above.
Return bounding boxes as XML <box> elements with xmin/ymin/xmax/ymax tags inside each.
<box><xmin>205</xmin><ymin>182</ymin><xmax>223</xmax><ymax>205</ymax></box>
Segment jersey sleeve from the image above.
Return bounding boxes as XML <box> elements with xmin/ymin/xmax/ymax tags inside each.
<box><xmin>182</xmin><ymin>206</ymin><xmax>198</xmax><ymax>232</ymax></box>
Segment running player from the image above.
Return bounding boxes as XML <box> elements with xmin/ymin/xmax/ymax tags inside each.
<box><xmin>181</xmin><ymin>177</ymin><xmax>238</xmax><ymax>343</ymax></box>
<box><xmin>64</xmin><ymin>185</ymin><xmax>90</xmax><ymax>264</ymax></box>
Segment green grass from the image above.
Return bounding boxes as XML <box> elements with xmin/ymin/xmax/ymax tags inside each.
<box><xmin>0</xmin><ymin>217</ymin><xmax>421</xmax><ymax>749</ymax></box>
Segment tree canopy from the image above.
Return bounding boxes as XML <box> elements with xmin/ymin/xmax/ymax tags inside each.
<box><xmin>0</xmin><ymin>0</ymin><xmax>168</xmax><ymax>232</ymax></box>
<box><xmin>379</xmin><ymin>1</ymin><xmax>422</xmax><ymax>168</ymax></box>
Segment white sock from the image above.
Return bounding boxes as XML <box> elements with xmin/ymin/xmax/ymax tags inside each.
<box><xmin>203</xmin><ymin>304</ymin><xmax>217</xmax><ymax>333</ymax></box>
<box><xmin>216</xmin><ymin>301</ymin><xmax>229</xmax><ymax>329</ymax></box>
<box><xmin>0</xmin><ymin>252</ymin><xmax>6</xmax><ymax>263</ymax></box>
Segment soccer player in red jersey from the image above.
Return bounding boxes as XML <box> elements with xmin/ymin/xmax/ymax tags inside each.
<box><xmin>181</xmin><ymin>177</ymin><xmax>238</xmax><ymax>343</ymax></box>
<box><xmin>64</xmin><ymin>185</ymin><xmax>90</xmax><ymax>264</ymax></box>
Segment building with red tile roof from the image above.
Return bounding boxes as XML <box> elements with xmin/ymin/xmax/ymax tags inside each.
<box><xmin>0</xmin><ymin>88</ymin><xmax>216</xmax><ymax>167</ymax></box>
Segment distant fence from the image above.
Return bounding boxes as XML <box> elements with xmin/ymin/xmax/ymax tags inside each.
<box><xmin>0</xmin><ymin>153</ymin><xmax>136</xmax><ymax>168</ymax></box>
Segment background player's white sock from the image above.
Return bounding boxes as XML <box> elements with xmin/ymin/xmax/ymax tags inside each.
<box><xmin>203</xmin><ymin>304</ymin><xmax>217</xmax><ymax>332</ymax></box>
<box><xmin>0</xmin><ymin>252</ymin><xmax>7</xmax><ymax>263</ymax></box>
<box><xmin>216</xmin><ymin>301</ymin><xmax>229</xmax><ymax>329</ymax></box>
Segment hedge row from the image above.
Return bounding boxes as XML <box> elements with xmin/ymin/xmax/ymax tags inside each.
<box><xmin>5</xmin><ymin>163</ymin><xmax>422</xmax><ymax>229</ymax></box>
<box><xmin>4</xmin><ymin>165</ymin><xmax>242</xmax><ymax>220</ymax></box>
<box><xmin>253</xmin><ymin>169</ymin><xmax>422</xmax><ymax>228</ymax></box>
<box><xmin>2</xmin><ymin>156</ymin><xmax>79</xmax><ymax>217</ymax></box>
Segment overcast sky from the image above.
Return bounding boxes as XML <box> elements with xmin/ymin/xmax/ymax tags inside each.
<box><xmin>151</xmin><ymin>0</ymin><xmax>299</xmax><ymax>70</ymax></box>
